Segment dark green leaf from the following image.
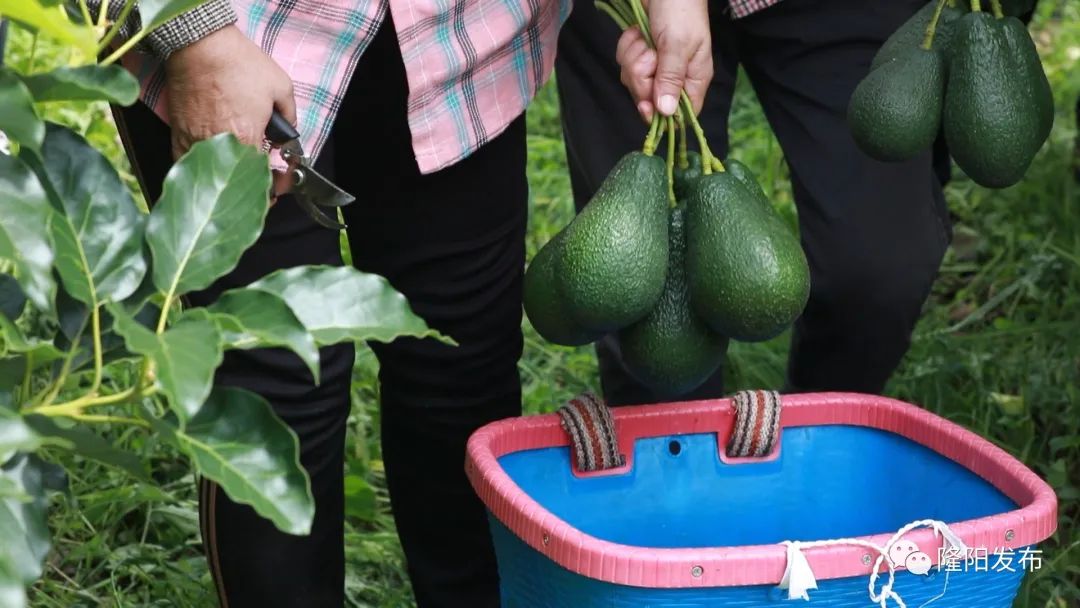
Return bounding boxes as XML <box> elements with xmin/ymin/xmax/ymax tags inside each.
<box><xmin>162</xmin><ymin>386</ymin><xmax>314</xmax><ymax>535</ymax></box>
<box><xmin>0</xmin><ymin>454</ymin><xmax>52</xmax><ymax>584</ymax></box>
<box><xmin>118</xmin><ymin>268</ymin><xmax>159</xmax><ymax>314</ymax></box>
<box><xmin>0</xmin><ymin>275</ymin><xmax>25</xmax><ymax>322</ymax></box>
<box><xmin>0</xmin><ymin>154</ymin><xmax>55</xmax><ymax>312</ymax></box>
<box><xmin>54</xmin><ymin>289</ymin><xmax>89</xmax><ymax>345</ymax></box>
<box><xmin>0</xmin><ymin>0</ymin><xmax>97</xmax><ymax>55</ymax></box>
<box><xmin>0</xmin><ymin>317</ymin><xmax>63</xmax><ymax>389</ymax></box>
<box><xmin>344</xmin><ymin>475</ymin><xmax>376</xmax><ymax>522</ymax></box>
<box><xmin>56</xmin><ymin>295</ymin><xmax>158</xmax><ymax>372</ymax></box>
<box><xmin>20</xmin><ymin>65</ymin><xmax>139</xmax><ymax>105</ymax></box>
<box><xmin>0</xmin><ymin>409</ymin><xmax>40</xmax><ymax>466</ymax></box>
<box><xmin>200</xmin><ymin>288</ymin><xmax>319</xmax><ymax>382</ymax></box>
<box><xmin>249</xmin><ymin>266</ymin><xmax>450</xmax><ymax>346</ymax></box>
<box><xmin>0</xmin><ymin>552</ymin><xmax>26</xmax><ymax>608</ymax></box>
<box><xmin>110</xmin><ymin>305</ymin><xmax>222</xmax><ymax>421</ymax></box>
<box><xmin>139</xmin><ymin>0</ymin><xmax>213</xmax><ymax>32</ymax></box>
<box><xmin>0</xmin><ymin>68</ymin><xmax>43</xmax><ymax>152</ymax></box>
<box><xmin>145</xmin><ymin>134</ymin><xmax>270</xmax><ymax>298</ymax></box>
<box><xmin>32</xmin><ymin>124</ymin><xmax>147</xmax><ymax>306</ymax></box>
<box><xmin>23</xmin><ymin>415</ymin><xmax>149</xmax><ymax>482</ymax></box>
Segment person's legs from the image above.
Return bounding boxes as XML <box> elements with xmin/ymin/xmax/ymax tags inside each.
<box><xmin>555</xmin><ymin>1</ymin><xmax>739</xmax><ymax>405</ymax></box>
<box><xmin>332</xmin><ymin>21</ymin><xmax>528</xmax><ymax>608</ymax></box>
<box><xmin>736</xmin><ymin>0</ymin><xmax>952</xmax><ymax>394</ymax></box>
<box><xmin>113</xmin><ymin>100</ymin><xmax>352</xmax><ymax>606</ymax></box>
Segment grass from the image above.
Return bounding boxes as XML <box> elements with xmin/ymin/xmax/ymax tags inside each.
<box><xmin>6</xmin><ymin>1</ymin><xmax>1080</xmax><ymax>605</ymax></box>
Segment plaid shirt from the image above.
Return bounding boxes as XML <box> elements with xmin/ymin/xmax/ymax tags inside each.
<box><xmin>119</xmin><ymin>0</ymin><xmax>778</xmax><ymax>173</ymax></box>
<box><xmin>728</xmin><ymin>0</ymin><xmax>781</xmax><ymax>19</ymax></box>
<box><xmin>122</xmin><ymin>0</ymin><xmax>572</xmax><ymax>174</ymax></box>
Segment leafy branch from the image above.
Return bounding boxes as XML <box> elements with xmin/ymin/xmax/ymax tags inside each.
<box><xmin>0</xmin><ymin>2</ymin><xmax>449</xmax><ymax>604</ymax></box>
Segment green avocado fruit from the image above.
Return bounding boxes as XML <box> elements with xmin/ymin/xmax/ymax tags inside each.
<box><xmin>523</xmin><ymin>230</ymin><xmax>603</xmax><ymax>346</ymax></box>
<box><xmin>943</xmin><ymin>12</ymin><xmax>1053</xmax><ymax>188</ymax></box>
<box><xmin>684</xmin><ymin>171</ymin><xmax>810</xmax><ymax>342</ymax></box>
<box><xmin>556</xmin><ymin>151</ymin><xmax>669</xmax><ymax>331</ymax></box>
<box><xmin>619</xmin><ymin>206</ymin><xmax>729</xmax><ymax>398</ymax></box>
<box><xmin>850</xmin><ymin>46</ymin><xmax>946</xmax><ymax>161</ymax></box>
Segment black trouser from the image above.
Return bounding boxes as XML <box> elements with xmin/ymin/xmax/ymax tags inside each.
<box><xmin>114</xmin><ymin>20</ymin><xmax>524</xmax><ymax>608</ymax></box>
<box><xmin>556</xmin><ymin>0</ymin><xmax>953</xmax><ymax>405</ymax></box>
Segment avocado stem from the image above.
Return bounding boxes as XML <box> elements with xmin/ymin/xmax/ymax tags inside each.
<box><xmin>970</xmin><ymin>0</ymin><xmax>980</xmax><ymax>12</ymax></box>
<box><xmin>666</xmin><ymin>116</ymin><xmax>677</xmax><ymax>206</ymax></box>
<box><xmin>609</xmin><ymin>0</ymin><xmax>636</xmax><ymax>28</ymax></box>
<box><xmin>922</xmin><ymin>0</ymin><xmax>949</xmax><ymax>50</ymax></box>
<box><xmin>643</xmin><ymin>113</ymin><xmax>663</xmax><ymax>155</ymax></box>
<box><xmin>628</xmin><ymin>0</ymin><xmax>655</xmax><ymax>47</ymax></box>
<box><xmin>677</xmin><ymin>113</ymin><xmax>689</xmax><ymax>170</ymax></box>
<box><xmin>988</xmin><ymin>0</ymin><xmax>1004</xmax><ymax>17</ymax></box>
<box><xmin>711</xmin><ymin>158</ymin><xmax>728</xmax><ymax>173</ymax></box>
<box><xmin>594</xmin><ymin>1</ymin><xmax>630</xmax><ymax>30</ymax></box>
<box><xmin>679</xmin><ymin>92</ymin><xmax>714</xmax><ymax>175</ymax></box>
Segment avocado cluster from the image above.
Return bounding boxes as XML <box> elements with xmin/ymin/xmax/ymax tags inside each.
<box><xmin>523</xmin><ymin>150</ymin><xmax>810</xmax><ymax>398</ymax></box>
<box><xmin>847</xmin><ymin>1</ymin><xmax>1053</xmax><ymax>189</ymax></box>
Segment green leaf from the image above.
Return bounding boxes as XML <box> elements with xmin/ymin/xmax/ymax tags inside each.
<box><xmin>0</xmin><ymin>275</ymin><xmax>26</xmax><ymax>322</ymax></box>
<box><xmin>30</xmin><ymin>124</ymin><xmax>147</xmax><ymax>306</ymax></box>
<box><xmin>139</xmin><ymin>0</ymin><xmax>213</xmax><ymax>32</ymax></box>
<box><xmin>19</xmin><ymin>65</ymin><xmax>140</xmax><ymax>105</ymax></box>
<box><xmin>23</xmin><ymin>416</ymin><xmax>150</xmax><ymax>482</ymax></box>
<box><xmin>160</xmin><ymin>386</ymin><xmax>314</xmax><ymax>535</ymax></box>
<box><xmin>195</xmin><ymin>288</ymin><xmax>319</xmax><ymax>382</ymax></box>
<box><xmin>344</xmin><ymin>475</ymin><xmax>376</xmax><ymax>522</ymax></box>
<box><xmin>0</xmin><ymin>154</ymin><xmax>55</xmax><ymax>313</ymax></box>
<box><xmin>0</xmin><ymin>317</ymin><xmax>63</xmax><ymax>389</ymax></box>
<box><xmin>145</xmin><ymin>134</ymin><xmax>270</xmax><ymax>299</ymax></box>
<box><xmin>0</xmin><ymin>454</ymin><xmax>53</xmax><ymax>585</ymax></box>
<box><xmin>55</xmin><ymin>293</ymin><xmax>158</xmax><ymax>372</ymax></box>
<box><xmin>0</xmin><ymin>410</ymin><xmax>40</xmax><ymax>467</ymax></box>
<box><xmin>0</xmin><ymin>68</ymin><xmax>43</xmax><ymax>153</ymax></box>
<box><xmin>0</xmin><ymin>0</ymin><xmax>97</xmax><ymax>55</ymax></box>
<box><xmin>249</xmin><ymin>266</ymin><xmax>450</xmax><ymax>346</ymax></box>
<box><xmin>110</xmin><ymin>305</ymin><xmax>222</xmax><ymax>421</ymax></box>
<box><xmin>0</xmin><ymin>552</ymin><xmax>26</xmax><ymax>608</ymax></box>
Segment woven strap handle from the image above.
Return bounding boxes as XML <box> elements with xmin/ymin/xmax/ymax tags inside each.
<box><xmin>557</xmin><ymin>392</ymin><xmax>625</xmax><ymax>472</ymax></box>
<box><xmin>725</xmin><ymin>390</ymin><xmax>783</xmax><ymax>458</ymax></box>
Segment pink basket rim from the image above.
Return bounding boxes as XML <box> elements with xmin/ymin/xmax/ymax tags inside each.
<box><xmin>465</xmin><ymin>392</ymin><xmax>1058</xmax><ymax>589</ymax></box>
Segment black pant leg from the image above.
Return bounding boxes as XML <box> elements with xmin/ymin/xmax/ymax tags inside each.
<box><xmin>736</xmin><ymin>0</ymin><xmax>951</xmax><ymax>394</ymax></box>
<box><xmin>331</xmin><ymin>22</ymin><xmax>528</xmax><ymax>608</ymax></box>
<box><xmin>554</xmin><ymin>1</ymin><xmax>739</xmax><ymax>405</ymax></box>
<box><xmin>111</xmin><ymin>101</ymin><xmax>352</xmax><ymax>607</ymax></box>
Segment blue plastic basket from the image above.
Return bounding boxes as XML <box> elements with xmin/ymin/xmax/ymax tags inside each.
<box><xmin>465</xmin><ymin>393</ymin><xmax>1057</xmax><ymax>607</ymax></box>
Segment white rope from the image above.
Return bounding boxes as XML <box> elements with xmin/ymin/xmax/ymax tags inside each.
<box><xmin>777</xmin><ymin>519</ymin><xmax>969</xmax><ymax>606</ymax></box>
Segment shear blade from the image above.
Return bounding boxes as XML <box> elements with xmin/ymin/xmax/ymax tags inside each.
<box><xmin>299</xmin><ymin>163</ymin><xmax>356</xmax><ymax>208</ymax></box>
<box><xmin>295</xmin><ymin>195</ymin><xmax>347</xmax><ymax>229</ymax></box>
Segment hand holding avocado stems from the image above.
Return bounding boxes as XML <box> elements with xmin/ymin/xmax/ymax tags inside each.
<box><xmin>614</xmin><ymin>0</ymin><xmax>713</xmax><ymax>122</ymax></box>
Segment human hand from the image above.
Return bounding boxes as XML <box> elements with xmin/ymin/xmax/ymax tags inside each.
<box><xmin>163</xmin><ymin>25</ymin><xmax>296</xmax><ymax>198</ymax></box>
<box><xmin>615</xmin><ymin>0</ymin><xmax>712</xmax><ymax>122</ymax></box>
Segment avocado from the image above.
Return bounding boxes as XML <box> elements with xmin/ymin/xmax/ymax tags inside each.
<box><xmin>1002</xmin><ymin>17</ymin><xmax>1053</xmax><ymax>146</ymax></box>
<box><xmin>684</xmin><ymin>172</ymin><xmax>810</xmax><ymax>342</ymax></box>
<box><xmin>849</xmin><ymin>46</ymin><xmax>946</xmax><ymax>161</ymax></box>
<box><xmin>872</xmin><ymin>3</ymin><xmax>963</xmax><ymax>70</ymax></box>
<box><xmin>674</xmin><ymin>150</ymin><xmax>704</xmax><ymax>200</ymax></box>
<box><xmin>557</xmin><ymin>152</ymin><xmax>669</xmax><ymax>331</ymax></box>
<box><xmin>944</xmin><ymin>13</ymin><xmax>1050</xmax><ymax>188</ymax></box>
<box><xmin>619</xmin><ymin>206</ymin><xmax>728</xmax><ymax>398</ymax></box>
<box><xmin>523</xmin><ymin>231</ymin><xmax>602</xmax><ymax>346</ymax></box>
<box><xmin>724</xmin><ymin>158</ymin><xmax>772</xmax><ymax>211</ymax></box>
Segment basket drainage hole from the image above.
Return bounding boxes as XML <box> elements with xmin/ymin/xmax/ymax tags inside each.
<box><xmin>668</xmin><ymin>440</ymin><xmax>682</xmax><ymax>456</ymax></box>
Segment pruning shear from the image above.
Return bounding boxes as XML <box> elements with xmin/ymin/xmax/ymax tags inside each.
<box><xmin>265</xmin><ymin>111</ymin><xmax>355</xmax><ymax>229</ymax></box>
